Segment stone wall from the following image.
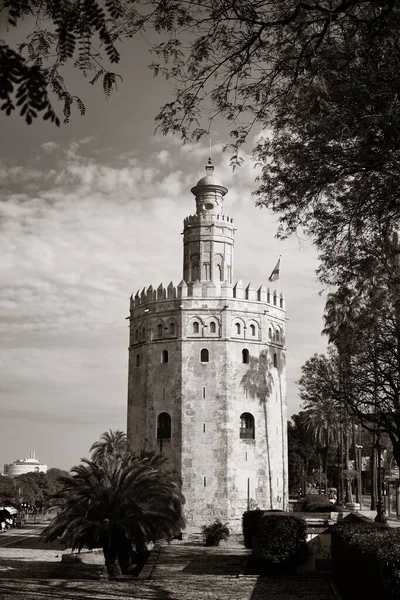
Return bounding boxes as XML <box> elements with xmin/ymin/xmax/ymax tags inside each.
<box><xmin>127</xmin><ymin>288</ymin><xmax>288</xmax><ymax>532</ymax></box>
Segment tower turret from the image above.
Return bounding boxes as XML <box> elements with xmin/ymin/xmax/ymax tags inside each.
<box><xmin>190</xmin><ymin>159</ymin><xmax>228</xmax><ymax>216</ymax></box>
<box><xmin>183</xmin><ymin>160</ymin><xmax>234</xmax><ymax>284</ymax></box>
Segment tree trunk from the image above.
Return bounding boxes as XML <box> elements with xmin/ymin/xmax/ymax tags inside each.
<box><xmin>337</xmin><ymin>425</ymin><xmax>343</xmax><ymax>505</ymax></box>
<box><xmin>303</xmin><ymin>459</ymin><xmax>309</xmax><ymax>496</ymax></box>
<box><xmin>103</xmin><ymin>540</ymin><xmax>122</xmax><ymax>578</ymax></box>
<box><xmin>134</xmin><ymin>532</ymin><xmax>150</xmax><ymax>573</ymax></box>
<box><xmin>353</xmin><ymin>423</ymin><xmax>361</xmax><ymax>504</ymax></box>
<box><xmin>319</xmin><ymin>453</ymin><xmax>322</xmax><ymax>494</ymax></box>
<box><xmin>370</xmin><ymin>433</ymin><xmax>377</xmax><ymax>510</ymax></box>
<box><xmin>117</xmin><ymin>537</ymin><xmax>136</xmax><ymax>575</ymax></box>
<box><xmin>323</xmin><ymin>440</ymin><xmax>329</xmax><ymax>491</ymax></box>
<box><xmin>392</xmin><ymin>438</ymin><xmax>400</xmax><ymax>472</ymax></box>
<box><xmin>344</xmin><ymin>428</ymin><xmax>351</xmax><ymax>503</ymax></box>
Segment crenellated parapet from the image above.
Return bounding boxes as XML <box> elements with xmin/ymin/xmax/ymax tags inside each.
<box><xmin>130</xmin><ymin>279</ymin><xmax>285</xmax><ymax>309</ymax></box>
<box><xmin>184</xmin><ymin>213</ymin><xmax>235</xmax><ymax>226</ymax></box>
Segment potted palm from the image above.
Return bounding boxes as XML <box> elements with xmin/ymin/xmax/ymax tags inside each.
<box><xmin>202</xmin><ymin>519</ymin><xmax>230</xmax><ymax>546</ymax></box>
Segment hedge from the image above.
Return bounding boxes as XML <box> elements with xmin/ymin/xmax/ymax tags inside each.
<box><xmin>304</xmin><ymin>494</ymin><xmax>339</xmax><ymax>513</ymax></box>
<box><xmin>242</xmin><ymin>509</ymin><xmax>264</xmax><ymax>549</ymax></box>
<box><xmin>252</xmin><ymin>512</ymin><xmax>307</xmax><ymax>572</ymax></box>
<box><xmin>331</xmin><ymin>521</ymin><xmax>400</xmax><ymax>600</ymax></box>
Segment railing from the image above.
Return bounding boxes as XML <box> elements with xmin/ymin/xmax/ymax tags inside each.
<box><xmin>240</xmin><ymin>428</ymin><xmax>255</xmax><ymax>440</ymax></box>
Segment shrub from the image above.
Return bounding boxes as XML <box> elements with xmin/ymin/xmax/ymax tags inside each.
<box><xmin>202</xmin><ymin>519</ymin><xmax>230</xmax><ymax>546</ymax></box>
<box><xmin>331</xmin><ymin>521</ymin><xmax>400</xmax><ymax>600</ymax></box>
<box><xmin>242</xmin><ymin>509</ymin><xmax>264</xmax><ymax>549</ymax></box>
<box><xmin>304</xmin><ymin>494</ymin><xmax>339</xmax><ymax>512</ymax></box>
<box><xmin>252</xmin><ymin>512</ymin><xmax>307</xmax><ymax>571</ymax></box>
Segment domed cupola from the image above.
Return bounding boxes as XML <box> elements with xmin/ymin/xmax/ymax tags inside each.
<box><xmin>191</xmin><ymin>159</ymin><xmax>228</xmax><ymax>216</ymax></box>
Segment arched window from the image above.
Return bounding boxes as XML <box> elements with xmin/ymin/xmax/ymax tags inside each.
<box><xmin>280</xmin><ymin>297</ymin><xmax>283</xmax><ymax>308</ymax></box>
<box><xmin>170</xmin><ymin>322</ymin><xmax>175</xmax><ymax>335</ymax></box>
<box><xmin>200</xmin><ymin>348</ymin><xmax>209</xmax><ymax>363</ymax></box>
<box><xmin>157</xmin><ymin>412</ymin><xmax>171</xmax><ymax>439</ymax></box>
<box><xmin>240</xmin><ymin>413</ymin><xmax>255</xmax><ymax>439</ymax></box>
<box><xmin>275</xmin><ymin>329</ymin><xmax>280</xmax><ymax>342</ymax></box>
<box><xmin>250</xmin><ymin>324</ymin><xmax>256</xmax><ymax>336</ymax></box>
<box><xmin>273</xmin><ymin>353</ymin><xmax>278</xmax><ymax>368</ymax></box>
<box><xmin>161</xmin><ymin>350</ymin><xmax>169</xmax><ymax>364</ymax></box>
<box><xmin>210</xmin><ymin>321</ymin><xmax>216</xmax><ymax>334</ymax></box>
<box><xmin>217</xmin><ymin>264</ymin><xmax>222</xmax><ymax>281</ymax></box>
<box><xmin>242</xmin><ymin>349</ymin><xmax>250</xmax><ymax>364</ymax></box>
<box><xmin>268</xmin><ymin>327</ymin><xmax>272</xmax><ymax>339</ymax></box>
<box><xmin>134</xmin><ymin>329</ymin><xmax>139</xmax><ymax>342</ymax></box>
<box><xmin>141</xmin><ymin>326</ymin><xmax>146</xmax><ymax>340</ymax></box>
<box><xmin>235</xmin><ymin>323</ymin><xmax>241</xmax><ymax>335</ymax></box>
<box><xmin>135</xmin><ymin>354</ymin><xmax>140</xmax><ymax>367</ymax></box>
<box><xmin>193</xmin><ymin>321</ymin><xmax>200</xmax><ymax>334</ymax></box>
<box><xmin>157</xmin><ymin>323</ymin><xmax>163</xmax><ymax>338</ymax></box>
<box><xmin>192</xmin><ymin>261</ymin><xmax>199</xmax><ymax>281</ymax></box>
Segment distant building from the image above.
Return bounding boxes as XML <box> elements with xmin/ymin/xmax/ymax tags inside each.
<box><xmin>3</xmin><ymin>451</ymin><xmax>47</xmax><ymax>478</ymax></box>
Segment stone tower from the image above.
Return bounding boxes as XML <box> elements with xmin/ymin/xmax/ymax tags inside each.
<box><xmin>127</xmin><ymin>161</ymin><xmax>288</xmax><ymax>532</ymax></box>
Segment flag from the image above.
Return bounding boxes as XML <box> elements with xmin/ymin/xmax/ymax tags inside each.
<box><xmin>268</xmin><ymin>258</ymin><xmax>280</xmax><ymax>282</ymax></box>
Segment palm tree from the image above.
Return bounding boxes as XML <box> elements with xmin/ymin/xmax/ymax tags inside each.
<box><xmin>323</xmin><ymin>286</ymin><xmax>362</xmax><ymax>504</ymax></box>
<box><xmin>42</xmin><ymin>436</ymin><xmax>185</xmax><ymax>577</ymax></box>
<box><xmin>303</xmin><ymin>400</ymin><xmax>339</xmax><ymax>492</ymax></box>
<box><xmin>90</xmin><ymin>429</ymin><xmax>128</xmax><ymax>464</ymax></box>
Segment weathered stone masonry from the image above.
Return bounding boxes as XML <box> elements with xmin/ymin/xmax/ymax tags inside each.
<box><xmin>127</xmin><ymin>160</ymin><xmax>288</xmax><ymax>532</ymax></box>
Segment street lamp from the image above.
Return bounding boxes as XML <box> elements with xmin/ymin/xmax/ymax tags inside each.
<box><xmin>374</xmin><ymin>436</ymin><xmax>387</xmax><ymax>524</ymax></box>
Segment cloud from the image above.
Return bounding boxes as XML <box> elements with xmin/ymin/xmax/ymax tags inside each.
<box><xmin>0</xmin><ymin>136</ymin><xmax>327</xmax><ymax>467</ymax></box>
<box><xmin>41</xmin><ymin>141</ymin><xmax>60</xmax><ymax>154</ymax></box>
<box><xmin>155</xmin><ymin>149</ymin><xmax>170</xmax><ymax>164</ymax></box>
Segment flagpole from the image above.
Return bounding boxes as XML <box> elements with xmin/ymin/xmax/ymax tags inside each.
<box><xmin>268</xmin><ymin>256</ymin><xmax>281</xmax><ymax>293</ymax></box>
<box><xmin>277</xmin><ymin>255</ymin><xmax>281</xmax><ymax>297</ymax></box>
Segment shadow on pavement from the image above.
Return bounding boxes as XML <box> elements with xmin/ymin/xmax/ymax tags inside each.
<box><xmin>0</xmin><ymin>579</ymin><xmax>174</xmax><ymax>600</ymax></box>
<box><xmin>0</xmin><ymin>558</ymin><xmax>100</xmax><ymax>580</ymax></box>
<box><xmin>182</xmin><ymin>553</ymin><xmax>244</xmax><ymax>574</ymax></box>
<box><xmin>248</xmin><ymin>573</ymin><xmax>339</xmax><ymax>599</ymax></box>
<box><xmin>0</xmin><ymin>538</ymin><xmax>66</xmax><ymax>551</ymax></box>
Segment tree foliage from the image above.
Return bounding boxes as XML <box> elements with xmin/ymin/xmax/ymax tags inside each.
<box><xmin>90</xmin><ymin>429</ymin><xmax>127</xmax><ymax>464</ymax></box>
<box><xmin>0</xmin><ymin>468</ymin><xmax>69</xmax><ymax>509</ymax></box>
<box><xmin>287</xmin><ymin>412</ymin><xmax>319</xmax><ymax>496</ymax></box>
<box><xmin>319</xmin><ymin>235</ymin><xmax>400</xmax><ymax>468</ymax></box>
<box><xmin>3</xmin><ymin>0</ymin><xmax>399</xmax><ymax>286</ymax></box>
<box><xmin>298</xmin><ymin>352</ymin><xmax>341</xmax><ymax>486</ymax></box>
<box><xmin>1</xmin><ymin>0</ymin><xmax>122</xmax><ymax>124</ymax></box>
<box><xmin>42</xmin><ymin>430</ymin><xmax>185</xmax><ymax>577</ymax></box>
<box><xmin>0</xmin><ymin>475</ymin><xmax>15</xmax><ymax>503</ymax></box>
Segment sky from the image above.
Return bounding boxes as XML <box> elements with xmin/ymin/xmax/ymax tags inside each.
<box><xmin>0</xmin><ymin>24</ymin><xmax>327</xmax><ymax>471</ymax></box>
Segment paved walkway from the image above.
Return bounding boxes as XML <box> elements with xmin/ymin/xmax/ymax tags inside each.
<box><xmin>145</xmin><ymin>541</ymin><xmax>340</xmax><ymax>599</ymax></box>
<box><xmin>358</xmin><ymin>509</ymin><xmax>400</xmax><ymax>526</ymax></box>
<box><xmin>0</xmin><ymin>532</ymin><xmax>341</xmax><ymax>600</ymax></box>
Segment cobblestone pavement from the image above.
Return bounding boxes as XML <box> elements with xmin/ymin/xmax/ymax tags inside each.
<box><xmin>0</xmin><ymin>533</ymin><xmax>340</xmax><ymax>600</ymax></box>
